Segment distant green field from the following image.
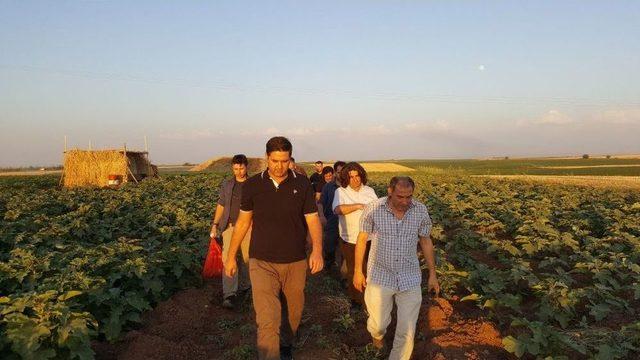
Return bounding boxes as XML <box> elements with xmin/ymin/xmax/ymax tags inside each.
<box><xmin>392</xmin><ymin>158</ymin><xmax>640</xmax><ymax>176</ymax></box>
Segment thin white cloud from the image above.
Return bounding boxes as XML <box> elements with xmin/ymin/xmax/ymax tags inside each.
<box><xmin>535</xmin><ymin>110</ymin><xmax>573</xmax><ymax>125</ymax></box>
<box><xmin>362</xmin><ymin>124</ymin><xmax>394</xmax><ymax>135</ymax></box>
<box><xmin>404</xmin><ymin>120</ymin><xmax>450</xmax><ymax>132</ymax></box>
<box><xmin>596</xmin><ymin>108</ymin><xmax>640</xmax><ymax>125</ymax></box>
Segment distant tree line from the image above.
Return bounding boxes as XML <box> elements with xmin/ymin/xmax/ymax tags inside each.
<box><xmin>0</xmin><ymin>165</ymin><xmax>63</xmax><ymax>172</ymax></box>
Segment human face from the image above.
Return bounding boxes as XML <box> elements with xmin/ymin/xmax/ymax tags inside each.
<box><xmin>323</xmin><ymin>172</ymin><xmax>334</xmax><ymax>183</ymax></box>
<box><xmin>387</xmin><ymin>185</ymin><xmax>414</xmax><ymax>212</ymax></box>
<box><xmin>314</xmin><ymin>162</ymin><xmax>323</xmax><ymax>173</ymax></box>
<box><xmin>232</xmin><ymin>164</ymin><xmax>247</xmax><ymax>179</ymax></box>
<box><xmin>267</xmin><ymin>151</ymin><xmax>291</xmax><ymax>179</ymax></box>
<box><xmin>348</xmin><ymin>170</ymin><xmax>362</xmax><ymax>190</ymax></box>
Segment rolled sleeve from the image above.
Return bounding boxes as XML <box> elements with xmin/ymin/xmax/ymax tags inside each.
<box><xmin>418</xmin><ymin>213</ymin><xmax>432</xmax><ymax>237</ymax></box>
<box><xmin>217</xmin><ymin>181</ymin><xmax>227</xmax><ymax>206</ymax></box>
<box><xmin>359</xmin><ymin>202</ymin><xmax>375</xmax><ymax>234</ymax></box>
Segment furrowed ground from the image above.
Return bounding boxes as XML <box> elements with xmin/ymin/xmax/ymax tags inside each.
<box><xmin>1</xmin><ymin>171</ymin><xmax>639</xmax><ymax>359</ymax></box>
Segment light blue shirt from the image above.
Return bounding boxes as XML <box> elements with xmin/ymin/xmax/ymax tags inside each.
<box><xmin>360</xmin><ymin>197</ymin><xmax>432</xmax><ymax>291</ymax></box>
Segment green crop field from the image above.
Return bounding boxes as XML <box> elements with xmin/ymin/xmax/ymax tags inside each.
<box><xmin>1</xmin><ymin>173</ymin><xmax>639</xmax><ymax>359</ymax></box>
<box><xmin>392</xmin><ymin>158</ymin><xmax>640</xmax><ymax>176</ymax></box>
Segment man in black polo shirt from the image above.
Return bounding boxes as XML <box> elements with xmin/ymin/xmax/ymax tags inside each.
<box><xmin>309</xmin><ymin>160</ymin><xmax>323</xmax><ymax>189</ymax></box>
<box><xmin>225</xmin><ymin>136</ymin><xmax>323</xmax><ymax>360</ymax></box>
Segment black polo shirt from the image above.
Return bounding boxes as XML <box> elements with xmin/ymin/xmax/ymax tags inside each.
<box><xmin>309</xmin><ymin>172</ymin><xmax>322</xmax><ymax>188</ymax></box>
<box><xmin>240</xmin><ymin>169</ymin><xmax>318</xmax><ymax>263</ymax></box>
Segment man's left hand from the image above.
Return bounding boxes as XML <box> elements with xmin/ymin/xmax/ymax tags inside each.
<box><xmin>309</xmin><ymin>250</ymin><xmax>324</xmax><ymax>274</ymax></box>
<box><xmin>427</xmin><ymin>272</ymin><xmax>440</xmax><ymax>297</ymax></box>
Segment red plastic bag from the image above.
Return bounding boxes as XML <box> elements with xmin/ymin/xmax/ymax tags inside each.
<box><xmin>202</xmin><ymin>237</ymin><xmax>223</xmax><ymax>278</ymax></box>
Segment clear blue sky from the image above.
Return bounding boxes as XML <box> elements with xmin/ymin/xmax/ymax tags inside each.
<box><xmin>1</xmin><ymin>1</ymin><xmax>639</xmax><ymax>166</ymax></box>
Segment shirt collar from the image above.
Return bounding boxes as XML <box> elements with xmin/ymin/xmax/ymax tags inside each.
<box><xmin>383</xmin><ymin>196</ymin><xmax>416</xmax><ymax>213</ymax></box>
<box><xmin>261</xmin><ymin>169</ymin><xmax>296</xmax><ymax>188</ymax></box>
<box><xmin>261</xmin><ymin>169</ymin><xmax>297</xmax><ymax>179</ymax></box>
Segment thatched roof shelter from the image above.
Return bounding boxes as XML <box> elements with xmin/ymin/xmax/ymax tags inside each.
<box><xmin>62</xmin><ymin>149</ymin><xmax>158</xmax><ymax>188</ymax></box>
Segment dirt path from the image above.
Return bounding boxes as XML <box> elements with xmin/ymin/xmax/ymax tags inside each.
<box><xmin>94</xmin><ymin>272</ymin><xmax>511</xmax><ymax>360</ymax></box>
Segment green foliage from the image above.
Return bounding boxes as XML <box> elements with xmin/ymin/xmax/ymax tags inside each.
<box><xmin>224</xmin><ymin>344</ymin><xmax>256</xmax><ymax>360</ymax></box>
<box><xmin>332</xmin><ymin>313</ymin><xmax>355</xmax><ymax>333</ymax></box>
<box><xmin>367</xmin><ymin>172</ymin><xmax>640</xmax><ymax>359</ymax></box>
<box><xmin>2</xmin><ymin>170</ymin><xmax>639</xmax><ymax>359</ymax></box>
<box><xmin>0</xmin><ymin>174</ymin><xmax>224</xmax><ymax>358</ymax></box>
<box><xmin>394</xmin><ymin>158</ymin><xmax>640</xmax><ymax>176</ymax></box>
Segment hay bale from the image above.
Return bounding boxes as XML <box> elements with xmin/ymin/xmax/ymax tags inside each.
<box><xmin>62</xmin><ymin>149</ymin><xmax>157</xmax><ymax>188</ymax></box>
<box><xmin>190</xmin><ymin>157</ymin><xmax>266</xmax><ymax>174</ymax></box>
<box><xmin>189</xmin><ymin>157</ymin><xmax>225</xmax><ymax>172</ymax></box>
<box><xmin>63</xmin><ymin>150</ymin><xmax>127</xmax><ymax>187</ymax></box>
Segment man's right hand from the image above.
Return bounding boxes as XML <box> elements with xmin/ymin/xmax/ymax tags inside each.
<box><xmin>353</xmin><ymin>271</ymin><xmax>367</xmax><ymax>292</ymax></box>
<box><xmin>225</xmin><ymin>257</ymin><xmax>237</xmax><ymax>277</ymax></box>
<box><xmin>210</xmin><ymin>225</ymin><xmax>218</xmax><ymax>239</ymax></box>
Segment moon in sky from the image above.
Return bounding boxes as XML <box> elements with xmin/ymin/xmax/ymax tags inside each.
<box><xmin>478</xmin><ymin>65</ymin><xmax>486</xmax><ymax>71</ymax></box>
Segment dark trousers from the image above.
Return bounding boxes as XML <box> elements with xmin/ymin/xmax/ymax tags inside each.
<box><xmin>323</xmin><ymin>222</ymin><xmax>339</xmax><ymax>268</ymax></box>
<box><xmin>340</xmin><ymin>239</ymin><xmax>371</xmax><ymax>305</ymax></box>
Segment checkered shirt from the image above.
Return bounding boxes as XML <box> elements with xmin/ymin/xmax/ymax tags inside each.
<box><xmin>360</xmin><ymin>196</ymin><xmax>432</xmax><ymax>291</ymax></box>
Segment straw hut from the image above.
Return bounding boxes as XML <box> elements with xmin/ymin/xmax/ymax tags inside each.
<box><xmin>62</xmin><ymin>148</ymin><xmax>158</xmax><ymax>188</ymax></box>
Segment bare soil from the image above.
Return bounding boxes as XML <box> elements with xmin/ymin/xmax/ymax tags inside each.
<box><xmin>94</xmin><ymin>272</ymin><xmax>512</xmax><ymax>360</ymax></box>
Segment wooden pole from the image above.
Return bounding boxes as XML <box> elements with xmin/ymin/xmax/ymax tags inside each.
<box><xmin>59</xmin><ymin>136</ymin><xmax>67</xmax><ymax>187</ymax></box>
<box><xmin>123</xmin><ymin>143</ymin><xmax>128</xmax><ymax>183</ymax></box>
<box><xmin>144</xmin><ymin>136</ymin><xmax>152</xmax><ymax>177</ymax></box>
<box><xmin>127</xmin><ymin>166</ymin><xmax>139</xmax><ymax>184</ymax></box>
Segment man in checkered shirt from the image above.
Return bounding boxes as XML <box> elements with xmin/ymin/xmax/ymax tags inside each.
<box><xmin>353</xmin><ymin>176</ymin><xmax>440</xmax><ymax>360</ymax></box>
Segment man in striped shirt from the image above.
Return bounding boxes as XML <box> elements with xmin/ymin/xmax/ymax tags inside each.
<box><xmin>353</xmin><ymin>176</ymin><xmax>440</xmax><ymax>360</ymax></box>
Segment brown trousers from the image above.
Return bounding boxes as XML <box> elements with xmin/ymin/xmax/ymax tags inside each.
<box><xmin>249</xmin><ymin>258</ymin><xmax>307</xmax><ymax>360</ymax></box>
<box><xmin>340</xmin><ymin>239</ymin><xmax>371</xmax><ymax>305</ymax></box>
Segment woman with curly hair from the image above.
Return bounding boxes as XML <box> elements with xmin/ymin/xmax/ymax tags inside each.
<box><xmin>331</xmin><ymin>162</ymin><xmax>378</xmax><ymax>307</ymax></box>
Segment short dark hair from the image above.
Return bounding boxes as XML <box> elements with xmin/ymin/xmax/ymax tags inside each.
<box><xmin>321</xmin><ymin>166</ymin><xmax>334</xmax><ymax>176</ymax></box>
<box><xmin>231</xmin><ymin>154</ymin><xmax>248</xmax><ymax>166</ymax></box>
<box><xmin>333</xmin><ymin>161</ymin><xmax>346</xmax><ymax>171</ymax></box>
<box><xmin>265</xmin><ymin>136</ymin><xmax>292</xmax><ymax>156</ymax></box>
<box><xmin>315</xmin><ymin>160</ymin><xmax>323</xmax><ymax>165</ymax></box>
<box><xmin>339</xmin><ymin>162</ymin><xmax>368</xmax><ymax>188</ymax></box>
<box><xmin>389</xmin><ymin>176</ymin><xmax>415</xmax><ymax>191</ymax></box>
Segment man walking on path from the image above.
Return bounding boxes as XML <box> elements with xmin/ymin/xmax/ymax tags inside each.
<box><xmin>288</xmin><ymin>157</ymin><xmax>307</xmax><ymax>177</ymax></box>
<box><xmin>353</xmin><ymin>176</ymin><xmax>440</xmax><ymax>360</ymax></box>
<box><xmin>209</xmin><ymin>154</ymin><xmax>251</xmax><ymax>309</ymax></box>
<box><xmin>314</xmin><ymin>165</ymin><xmax>334</xmax><ymax>201</ymax></box>
<box><xmin>318</xmin><ymin>161</ymin><xmax>345</xmax><ymax>273</ymax></box>
<box><xmin>225</xmin><ymin>136</ymin><xmax>324</xmax><ymax>360</ymax></box>
<box><xmin>309</xmin><ymin>160</ymin><xmax>323</xmax><ymax>189</ymax></box>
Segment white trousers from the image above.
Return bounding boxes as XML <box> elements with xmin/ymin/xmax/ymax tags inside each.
<box><xmin>364</xmin><ymin>284</ymin><xmax>422</xmax><ymax>360</ymax></box>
